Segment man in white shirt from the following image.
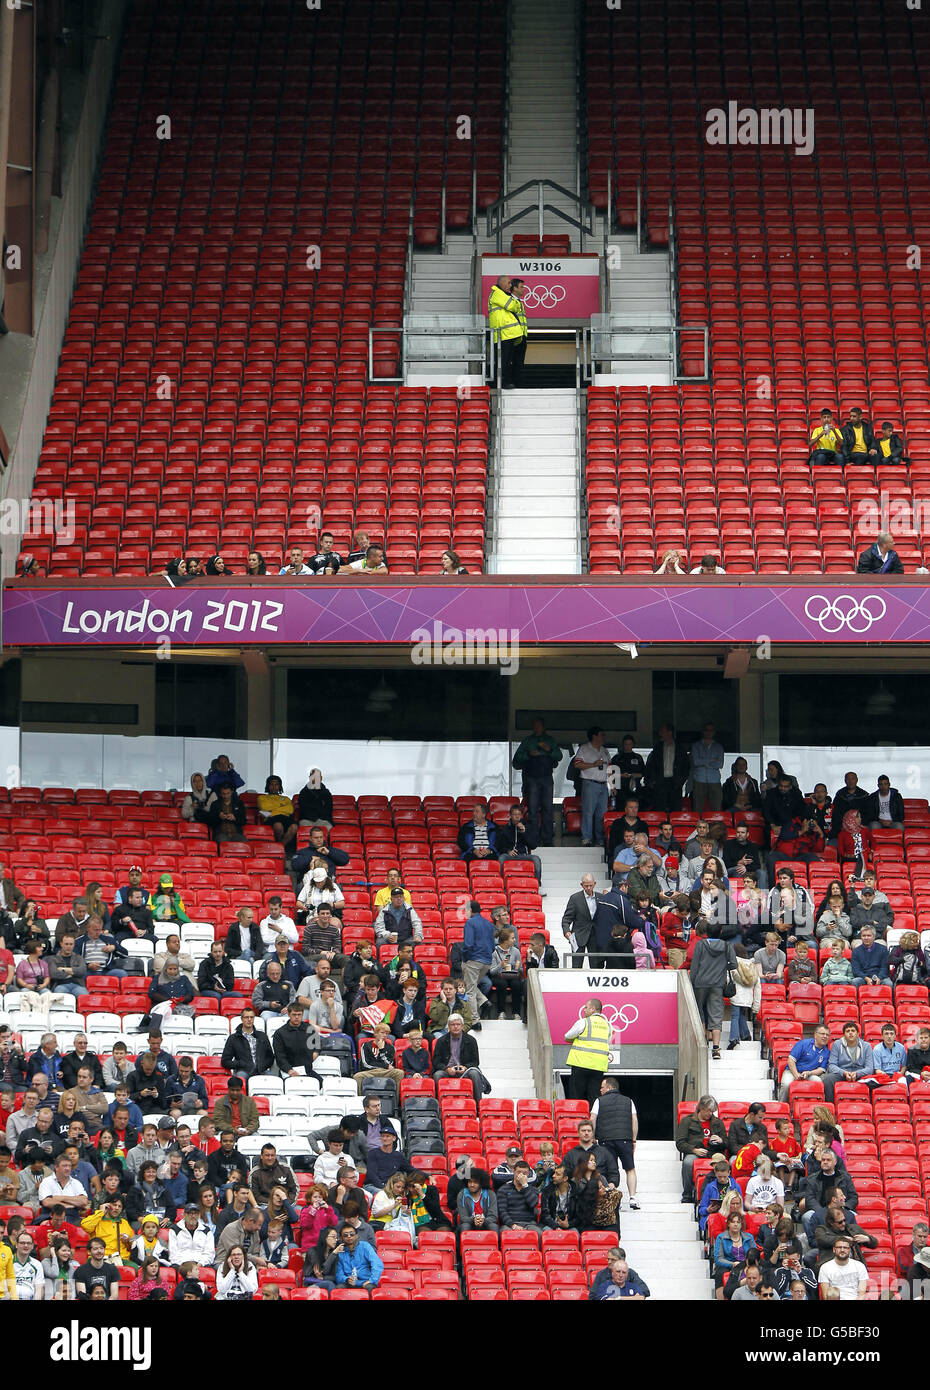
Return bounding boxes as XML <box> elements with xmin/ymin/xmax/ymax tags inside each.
<box><xmin>312</xmin><ymin>1130</ymin><xmax>359</xmax><ymax>1186</ymax></box>
<box><xmin>169</xmin><ymin>1204</ymin><xmax>216</xmax><ymax>1267</ymax></box>
<box><xmin>258</xmin><ymin>901</ymin><xmax>298</xmax><ymax>950</ymax></box>
<box><xmin>37</xmin><ymin>1154</ymin><xmax>90</xmax><ymax>1216</ymax></box>
<box><xmin>11</xmin><ymin>1230</ymin><xmax>44</xmax><ymax>1300</ymax></box>
<box><xmin>279</xmin><ymin>547</ymin><xmax>312</xmax><ymax>576</ymax></box>
<box><xmin>561</xmin><ymin>875</ymin><xmax>600</xmax><ymax>967</ymax></box>
<box><xmin>573</xmin><ymin>726</ymin><xmax>611</xmax><ymax>848</ymax></box>
<box><xmin>818</xmin><ymin>1238</ymin><xmax>868</xmax><ymax>1300</ymax></box>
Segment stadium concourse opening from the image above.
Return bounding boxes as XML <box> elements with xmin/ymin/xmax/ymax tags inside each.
<box><xmin>0</xmin><ymin>0</ymin><xmax>924</xmax><ymax>1331</ymax></box>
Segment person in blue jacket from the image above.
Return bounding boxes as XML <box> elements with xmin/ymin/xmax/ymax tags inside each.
<box><xmin>205</xmin><ymin>754</ymin><xmax>245</xmax><ymax>793</ymax></box>
<box><xmin>291</xmin><ymin>825</ymin><xmax>351</xmax><ymax>882</ymax></box>
<box><xmin>697</xmin><ymin>1156</ymin><xmax>740</xmax><ymax>1234</ymax></box>
<box><xmin>850</xmin><ymin>926</ymin><xmax>891</xmax><ymax>986</ymax></box>
<box><xmin>333</xmin><ymin>1222</ymin><xmax>384</xmax><ymax>1288</ymax></box>
<box><xmin>872</xmin><ymin>1023</ymin><xmax>907</xmax><ymax>1077</ymax></box>
<box><xmin>457</xmin><ymin>803</ymin><xmax>499</xmax><ymax>862</ymax></box>
<box><xmin>462</xmin><ymin>900</ymin><xmax>496</xmax><ymax>1020</ymax></box>
<box><xmin>594</xmin><ymin>1257</ymin><xmax>650</xmax><ymax>1298</ymax></box>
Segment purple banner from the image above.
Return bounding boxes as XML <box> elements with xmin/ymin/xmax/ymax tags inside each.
<box><xmin>3</xmin><ymin>578</ymin><xmax>929</xmax><ymax>647</ymax></box>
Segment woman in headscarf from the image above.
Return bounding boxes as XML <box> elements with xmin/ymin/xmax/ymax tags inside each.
<box><xmin>181</xmin><ymin>772</ymin><xmax>210</xmax><ymax>823</ymax></box>
<box><xmin>205</xmin><ymin>554</ymin><xmax>231</xmax><ymax>576</ymax></box>
<box><xmin>295</xmin><ymin>769</ymin><xmax>334</xmax><ymax>828</ymax></box>
<box><xmin>836</xmin><ymin>809</ymin><xmax>872</xmax><ymax>878</ymax></box>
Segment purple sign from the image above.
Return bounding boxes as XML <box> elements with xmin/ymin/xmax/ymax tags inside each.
<box><xmin>2</xmin><ymin>578</ymin><xmax>928</xmax><ymax>648</ymax></box>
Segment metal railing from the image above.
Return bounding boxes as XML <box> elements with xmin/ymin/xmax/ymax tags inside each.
<box><xmin>484</xmin><ymin>178</ymin><xmax>599</xmax><ymax>252</ymax></box>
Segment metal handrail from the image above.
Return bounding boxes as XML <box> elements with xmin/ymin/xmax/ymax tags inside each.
<box><xmin>402</xmin><ymin>195</ymin><xmax>415</xmax><ymax>322</ymax></box>
<box><xmin>440</xmin><ymin>182</ymin><xmax>446</xmax><ymax>256</ymax></box>
<box><xmin>484</xmin><ymin>178</ymin><xmax>599</xmax><ymax>251</ymax></box>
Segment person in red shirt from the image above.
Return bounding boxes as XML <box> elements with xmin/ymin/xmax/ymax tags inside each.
<box><xmin>195</xmin><ymin>1116</ymin><xmax>221</xmax><ymax>1156</ymax></box>
<box><xmin>771</xmin><ymin>1117</ymin><xmax>804</xmax><ymax>1191</ymax></box>
<box><xmin>32</xmin><ymin>1207</ymin><xmax>83</xmax><ymax>1257</ymax></box>
<box><xmin>731</xmin><ymin>1141</ymin><xmax>765</xmax><ymax>1181</ymax></box>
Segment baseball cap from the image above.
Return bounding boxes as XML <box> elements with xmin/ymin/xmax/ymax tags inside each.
<box><xmin>666</xmin><ymin>855</ymin><xmax>679</xmax><ymax>870</ymax></box>
<box><xmin>159</xmin><ymin>873</ymin><xmax>174</xmax><ymax>888</ymax></box>
<box><xmin>129</xmin><ymin>864</ymin><xmax>143</xmax><ymax>873</ymax></box>
<box><xmin>275</xmin><ymin>935</ymin><xmax>290</xmax><ymax>945</ymax></box>
<box><xmin>157</xmin><ymin>1117</ymin><xmax>175</xmax><ymax>1131</ymax></box>
<box><xmin>506</xmin><ymin>1145</ymin><xmax>521</xmax><ymax>1157</ymax></box>
<box><xmin>311</xmin><ymin>866</ymin><xmax>328</xmax><ymax>883</ymax></box>
<box><xmin>184</xmin><ymin>1202</ymin><xmax>201</xmax><ymax>1212</ymax></box>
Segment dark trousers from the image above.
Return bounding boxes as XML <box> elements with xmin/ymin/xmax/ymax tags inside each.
<box><xmin>568</xmin><ymin>1066</ymin><xmax>603</xmax><ymax>1108</ymax></box>
<box><xmin>500</xmin><ymin>338</ymin><xmax>520</xmax><ymax>388</ymax></box>
<box><xmin>648</xmin><ymin>777</ymin><xmax>682</xmax><ymax>813</ymax></box>
<box><xmin>525</xmin><ymin>775</ymin><xmax>554</xmax><ymax>845</ymax></box>
<box><xmin>511</xmin><ymin>337</ymin><xmax>527</xmax><ymax>385</ymax></box>
<box><xmin>491</xmin><ymin>975</ymin><xmax>524</xmax><ymax>1018</ymax></box>
<box><xmin>810</xmin><ymin>449</ymin><xmax>844</xmax><ymax>467</ymax></box>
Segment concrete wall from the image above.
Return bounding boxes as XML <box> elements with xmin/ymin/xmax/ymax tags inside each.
<box><xmin>21</xmin><ymin>655</ymin><xmax>153</xmax><ymax>734</ymax></box>
<box><xmin>676</xmin><ymin>972</ymin><xmax>709</xmax><ymax>1102</ymax></box>
<box><xmin>507</xmin><ymin>660</ymin><xmax>653</xmax><ymax>741</ymax></box>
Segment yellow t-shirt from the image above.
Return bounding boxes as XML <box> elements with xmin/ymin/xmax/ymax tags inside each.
<box><xmin>0</xmin><ymin>1243</ymin><xmax>16</xmax><ymax>1300</ymax></box>
<box><xmin>373</xmin><ymin>886</ymin><xmax>412</xmax><ymax>909</ymax></box>
<box><xmin>258</xmin><ymin>793</ymin><xmax>295</xmax><ymax>818</ymax></box>
<box><xmin>812</xmin><ymin>425</ymin><xmax>841</xmax><ymax>449</ymax></box>
<box><xmin>880</xmin><ymin>438</ymin><xmax>892</xmax><ymax>457</ymax></box>
<box><xmin>851</xmin><ymin>425</ymin><xmax>866</xmax><ymax>453</ymax></box>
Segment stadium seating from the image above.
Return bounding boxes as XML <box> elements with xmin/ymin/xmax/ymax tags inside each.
<box><xmin>584</xmin><ymin>0</ymin><xmax>930</xmax><ymax>574</ymax></box>
<box><xmin>24</xmin><ymin>0</ymin><xmax>503</xmax><ymax>577</ymax></box>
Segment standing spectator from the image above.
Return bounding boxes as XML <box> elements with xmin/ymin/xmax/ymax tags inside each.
<box><xmin>690</xmin><ymin>723</ymin><xmax>725</xmax><ymax>813</ymax></box>
<box><xmin>487</xmin><ymin>929</ymin><xmax>524</xmax><ymax>1021</ymax></box>
<box><xmin>721</xmin><ymin>758</ymin><xmax>763</xmax><ymax>812</ymax></box>
<box><xmin>561</xmin><ymin>875</ymin><xmax>600</xmax><ymax>968</ymax></box>
<box><xmin>690</xmin><ymin>927</ymin><xmax>738</xmax><ymax>1060</ymax></box>
<box><xmin>726</xmin><ymin>948</ymin><xmax>760</xmax><ymax>1050</ymax></box>
<box><xmin>573</xmin><ymin>727</ymin><xmax>611</xmax><ymax>848</ymax></box>
<box><xmin>610</xmin><ymin>735</ymin><xmax>647</xmax><ymax>803</ymax></box>
<box><xmin>461</xmin><ymin>900</ymin><xmax>494</xmax><ymax>1019</ymax></box>
<box><xmin>644</xmin><ymin>723</ymin><xmax>690</xmax><ymax>813</ymax></box>
<box><xmin>590</xmin><ymin>1077</ymin><xmax>639</xmax><ymax>1209</ymax></box>
<box><xmin>512</xmin><ymin>717</ymin><xmax>564</xmax><ymax>847</ymax></box>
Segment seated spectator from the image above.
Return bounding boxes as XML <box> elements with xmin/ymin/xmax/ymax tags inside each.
<box><xmin>196</xmin><ymin>941</ymin><xmax>239</xmax><ymax>1001</ymax></box>
<box><xmin>818</xmin><ymin>1237</ymin><xmax>868</xmax><ymax>1299</ymax></box>
<box><xmin>206</xmin><ymin>782</ymin><xmax>247</xmax><ymax>844</ymax></box>
<box><xmin>762</xmin><ymin>772</ymin><xmax>806</xmax><ymax>833</ymax></box>
<box><xmin>784</xmin><ymin>937</ymin><xmax>819</xmax><ymax>985</ymax></box>
<box><xmin>250</xmin><ymin>1143</ymin><xmax>297</xmax><ymax>1207</ymax></box>
<box><xmin>259</xmin><ymin>896</ymin><xmax>299</xmax><ymax>949</ymax></box>
<box><xmin>279</xmin><ymin>546</ymin><xmax>312</xmax><ymax>577</ymax></box>
<box><xmin>164</xmin><ymin>1056</ymin><xmax>208</xmax><ymax>1118</ymax></box>
<box><xmin>114</xmin><ymin>865</ymin><xmax>149</xmax><ymax>908</ymax></box>
<box><xmin>270</xmin><ymin>1001</ymin><xmax>321</xmax><ymax>1080</ymax></box>
<box><xmin>822</xmin><ymin>1022</ymin><xmax>874</xmax><ymax>1102</ymax></box>
<box><xmin>777</xmin><ymin>1023</ymin><xmax>832</xmax><ymax>1102</ymax></box>
<box><xmin>690</xmin><ymin>554</ymin><xmax>725</xmax><ymax>575</ymax></box>
<box><xmin>305</xmin><ymin>979</ymin><xmax>345</xmax><ymax>1033</ymax></box>
<box><xmin>850</xmin><ymin>926</ymin><xmax>891</xmax><ymax>986</ymax></box>
<box><xmin>896</xmin><ymin>1222</ymin><xmax>930</xmax><ymax>1278</ymax></box>
<box><xmin>257</xmin><ymin>775</ymin><xmax>297</xmax><ymax>853</ymax></box>
<box><xmin>10</xmin><ymin>898</ymin><xmax>49</xmax><ymax>952</ymax></box>
<box><xmin>312</xmin><ymin>1132</ymin><xmax>359</xmax><ymax>1188</ymax></box>
<box><xmin>251</xmin><ymin>960</ymin><xmax>295</xmax><ymax>1022</ymax></box>
<box><xmin>713</xmin><ymin>1212</ymin><xmax>756</xmax><ymax>1298</ymax></box>
<box><xmin>151</xmin><ymin>933</ymin><xmax>196</xmax><ymax>983</ymax></box>
<box><xmin>607</xmin><ymin>799</ymin><xmax>650</xmax><ymax>862</ymax></box>
<box><xmin>771</xmin><ymin>1117</ymin><xmax>804</xmax><ymax>1191</ymax></box>
<box><xmin>770</xmin><ymin>1241</ymin><xmax>818</xmax><ymax>1300</ymax></box>
<box><xmin>876</xmin><ymin>419</ymin><xmax>907</xmax><ymax>465</ymax></box>
<box><xmin>808</xmin><ymin>408</ymin><xmax>845</xmax><ymax>466</ymax></box>
<box><xmin>373</xmin><ymin>889</ymin><xmax>423</xmax><ymax>948</ymax></box>
<box><xmin>353</xmin><ymin>1023</ymin><xmax>403</xmax><ymax>1090</ymax></box>
<box><xmin>332</xmin><ymin>1222</ymin><xmax>383</xmax><ymax>1288</ymax></box>
<box><xmin>814</xmin><ymin>879</ymin><xmax>854</xmax><ymax>941</ymax></box>
<box><xmin>110</xmin><ymin>889</ymin><xmax>156</xmax><ymax>945</ymax></box>
<box><xmin>127</xmin><ymin>1057</ymin><xmax>167</xmax><ymax>1114</ymax></box>
<box><xmin>611</xmin><ymin>828</ymin><xmax>640</xmax><ymax>887</ymax></box>
<box><xmin>849</xmin><ymin>884</ymin><xmax>893</xmax><ymax>941</ymax></box>
<box><xmin>745</xmin><ymin>1156</ymin><xmax>785</xmax><ymax>1211</ymax></box>
<box><xmin>807</xmin><ymin>783</ymin><xmax>833</xmax><ymax>836</ymax></box>
<box><xmin>525</xmin><ymin>932</ymin><xmax>559</xmax><ymax>971</ymax></box>
<box><xmin>150</xmin><ymin>874</ymin><xmax>190</xmax><ymax>926</ymax></box>
<box><xmin>432</xmin><ymin>1014</ymin><xmax>485</xmax><ymax>1106</ymax></box>
<box><xmin>211</xmin><ymin>1076</ymin><xmax>259</xmax><ymax>1139</ymax></box>
<box><xmin>753</xmin><ymin>933</ymin><xmax>786</xmax><ymax>983</ymax></box>
<box><xmin>428</xmin><ymin>978</ymin><xmax>476</xmax><ymax>1036</ymax></box>
<box><xmin>72</xmin><ymin>1235</ymin><xmax>120</xmax><ymax>1300</ymax></box>
<box><xmin>722</xmin><ymin>821</ymin><xmax>765</xmax><ymax>888</ymax></box>
<box><xmin>390</xmin><ymin>980</ymin><xmax>429</xmax><ymax>1037</ymax></box>
<box><xmin>296</xmin><ymin>957</ymin><xmax>344</xmax><ymax>1015</ymax></box>
<box><xmin>205</xmin><ymin>754</ymin><xmax>244</xmax><ymax>794</ymax></box>
<box><xmin>216</xmin><ymin>1244</ymin><xmax>259</xmax><ymax>1300</ymax></box>
<box><xmin>61</xmin><ymin>1065</ymin><xmax>107</xmax><ymax>1129</ymax></box>
<box><xmin>74</xmin><ymin>916</ymin><xmax>128</xmax><ymax>979</ymax></box>
<box><xmin>298</xmin><ymin>865</ymin><xmax>345</xmax><ymax>921</ymax></box>
<box><xmin>181</xmin><ymin>773</ymin><xmax>210</xmax><ymax>823</ymax></box>
<box><xmin>82</xmin><ymin>1194</ymin><xmax>135</xmax><ymax>1259</ymax></box>
<box><xmin>53</xmin><ymin>896</ymin><xmax>92</xmax><ymax>946</ymax></box>
<box><xmin>866</xmin><ymin>775</ymin><xmax>905</xmax><ymax>831</ymax></box>
<box><xmin>820</xmin><ymin>938</ymin><xmax>855</xmax><ymax>988</ymax></box>
<box><xmin>347</xmin><ymin>975</ymin><xmax>395</xmax><ymax>1036</ymax></box>
<box><xmin>369</xmin><ymin>1171</ymin><xmax>409</xmax><ymax>1226</ymax></box>
<box><xmin>889</xmin><ymin>931</ymin><xmax>930</xmax><ymax>989</ymax></box>
<box><xmin>13</xmin><ymin>939</ymin><xmax>72</xmax><ymax>1013</ymax></box>
<box><xmin>497</xmin><ymin>1160</ymin><xmax>543</xmax><ymax>1237</ymax></box>
<box><xmin>225</xmin><ymin>907</ymin><xmax>264</xmax><ymax>963</ymax></box>
<box><xmin>345</xmin><ymin>545</ymin><xmax>388</xmax><ymax>577</ymax></box>
<box><xmin>766</xmin><ymin>814</ymin><xmax>825</xmax><ymax>888</ymax></box>
<box><xmin>842</xmin><ymin>406</ymin><xmax>880</xmax><ymax>465</ymax></box>
<box><xmin>697</xmin><ymin>1156</ymin><xmax>740</xmax><ymax>1234</ymax></box>
<box><xmin>496</xmin><ymin>804</ymin><xmax>543</xmax><ymax>883</ymax></box>
<box><xmin>258</xmin><ymin>935</ymin><xmax>309</xmax><ymax>991</ymax></box>
<box><xmin>101</xmin><ymin>1044</ymin><xmax>133</xmax><ymax>1092</ymax></box>
<box><xmin>220</xmin><ymin>1006</ymin><xmax>275</xmax><ymax>1081</ymax></box>
<box><xmin>293</xmin><ymin>769</ymin><xmax>334</xmax><ymax>831</ymax></box>
<box><xmin>873</xmin><ymin>1023</ymin><xmax>907</xmax><ymax>1079</ymax></box>
<box><xmin>291</xmin><ymin>825</ymin><xmax>350</xmax><ymax>883</ymax></box>
<box><xmin>146</xmin><ymin>959</ymin><xmax>196</xmax><ymax>1021</ymax></box>
<box><xmin>836</xmin><ymin>810</ymin><xmax>872</xmax><ymax>878</ymax></box>
<box><xmin>126</xmin><ymin>1160</ymin><xmax>176</xmax><ymax>1226</ymax></box>
<box><xmin>400</xmin><ymin>1029</ymin><xmax>431</xmax><ymax>1077</ymax></box>
<box><xmin>655</xmin><ymin>548</ymin><xmax>686</xmax><ymax>574</ymax></box>
<box><xmin>456</xmin><ymin>1169</ymin><xmax>499</xmax><ymax>1233</ymax></box>
<box><xmin>46</xmin><ymin>935</ymin><xmax>89</xmax><ymax>1002</ymax></box>
<box><xmin>856</xmin><ymin>530</ymin><xmax>904</xmax><ymax>574</ymax></box>
<box><xmin>458</xmin><ymin>803</ymin><xmax>498</xmax><ymax>863</ymax></box>
<box><xmin>905</xmin><ymin>1027</ymin><xmax>930</xmax><ymax>1082</ymax></box>
<box><xmin>488</xmin><ymin>928</ymin><xmax>525</xmax><ymax>1020</ymax></box>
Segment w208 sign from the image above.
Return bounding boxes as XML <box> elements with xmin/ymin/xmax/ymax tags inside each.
<box><xmin>481</xmin><ymin>255</ymin><xmax>601</xmax><ymax>319</ymax></box>
<box><xmin>538</xmin><ymin>970</ymin><xmax>679</xmax><ymax>1047</ymax></box>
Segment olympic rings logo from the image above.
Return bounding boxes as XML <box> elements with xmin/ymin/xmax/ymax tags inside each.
<box><xmin>803</xmin><ymin>593</ymin><xmax>888</xmax><ymax>634</ymax></box>
<box><xmin>520</xmin><ymin>283</ymin><xmax>567</xmax><ymax>309</ymax></box>
<box><xmin>597</xmin><ymin>1003</ymin><xmax>640</xmax><ymax>1038</ymax></box>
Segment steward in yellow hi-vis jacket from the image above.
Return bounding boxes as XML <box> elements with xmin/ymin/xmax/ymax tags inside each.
<box><xmin>487</xmin><ymin>275</ymin><xmax>527</xmax><ymax>389</ymax></box>
<box><xmin>564</xmin><ymin>997</ymin><xmax>612</xmax><ymax>1106</ymax></box>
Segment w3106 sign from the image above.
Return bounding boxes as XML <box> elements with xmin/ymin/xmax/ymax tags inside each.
<box><xmin>480</xmin><ymin>254</ymin><xmax>601</xmax><ymax>320</ymax></box>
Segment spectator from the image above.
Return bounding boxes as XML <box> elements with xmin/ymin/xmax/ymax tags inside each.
<box><xmin>152</xmin><ymin>933</ymin><xmax>196</xmax><ymax>983</ymax></box>
<box><xmin>808</xmin><ymin>408</ymin><xmax>845</xmax><ymax>466</ymax></box>
<box><xmin>512</xmin><ymin>717</ymin><xmax>564</xmax><ymax>847</ymax></box>
<box><xmin>432</xmin><ymin>1014</ymin><xmax>484</xmax><ymax>1106</ymax></box>
<box><xmin>590</xmin><ymin>1076</ymin><xmax>639</xmax><ymax>1209</ymax></box>
<box><xmin>206</xmin><ymin>782</ymin><xmax>247</xmax><ymax>844</ymax></box>
<box><xmin>225</xmin><ymin>907</ymin><xmax>264</xmax><ymax>963</ymax></box>
<box><xmin>353</xmin><ymin>1023</ymin><xmax>403</xmax><ymax>1090</ymax></box>
<box><xmin>690</xmin><ymin>722</ymin><xmax>725</xmax><ymax>813</ymax></box>
<box><xmin>46</xmin><ymin>935</ymin><xmax>89</xmax><ymax>1002</ymax></box>
<box><xmin>525</xmin><ymin>931</ymin><xmax>559</xmax><ymax>972</ymax></box>
<box><xmin>428</xmin><ymin>978</ymin><xmax>476</xmax><ymax>1037</ymax></box>
<box><xmin>689</xmin><ymin>926</ymin><xmax>738</xmax><ymax>1059</ymax></box>
<box><xmin>690</xmin><ymin>554</ymin><xmax>726</xmax><ymax>575</ymax></box>
<box><xmin>111</xmin><ymin>889</ymin><xmax>156</xmax><ymax>945</ymax></box>
<box><xmin>147</xmin><ymin>959</ymin><xmax>196</xmax><ymax>1021</ymax></box>
<box><xmin>399</xmin><ymin>1028</ymin><xmax>430</xmax><ymax>1077</ymax></box>
<box><xmin>250</xmin><ymin>1143</ymin><xmax>297</xmax><ymax>1206</ymax></box>
<box><xmin>259</xmin><ymin>935</ymin><xmax>308</xmax><ymax>991</ymax></box>
<box><xmin>777</xmin><ymin>1023</ymin><xmax>832</xmax><ymax>1102</ymax></box>
<box><xmin>390</xmin><ymin>980</ymin><xmax>428</xmax><ymax>1038</ymax></box>
<box><xmin>753</xmin><ymin>932</ymin><xmax>786</xmax><ymax>984</ymax></box>
<box><xmin>257</xmin><ymin>775</ymin><xmax>298</xmax><ymax>853</ymax></box>
<box><xmin>841</xmin><ymin>406</ymin><xmax>880</xmax><ymax>466</ymax></box>
<box><xmin>697</xmin><ymin>1156</ymin><xmax>740</xmax><ymax>1234</ymax></box>
<box><xmin>196</xmin><ymin>941</ymin><xmax>239</xmax><ymax>1001</ymax></box>
<box><xmin>850</xmin><ymin>926</ymin><xmax>891</xmax><ymax>986</ymax></box>
<box><xmin>279</xmin><ymin>547</ymin><xmax>312</xmax><ymax>576</ymax></box>
<box><xmin>150</xmin><ymin>873</ymin><xmax>190</xmax><ymax>926</ymax></box>
<box><xmin>332</xmin><ymin>1223</ymin><xmax>383</xmax><ymax>1287</ymax></box>
<box><xmin>488</xmin><ymin>928</ymin><xmax>524</xmax><ymax>1021</ymax></box>
<box><xmin>456</xmin><ymin>1168</ymin><xmax>499</xmax><ymax>1233</ymax></box>
<box><xmin>762</xmin><ymin>773</ymin><xmax>806</xmax><ymax>837</ymax></box>
<box><xmin>644</xmin><ymin>723</ymin><xmax>690</xmax><ymax>814</ymax></box>
<box><xmin>823</xmin><ymin>1022</ymin><xmax>874</xmax><ymax>1102</ymax></box>
<box><xmin>850</xmin><ymin>885</ymin><xmax>893</xmax><ymax>941</ymax></box>
<box><xmin>820</xmin><ymin>938</ymin><xmax>855</xmax><ymax>988</ymax></box>
<box><xmin>745</xmin><ymin>1156</ymin><xmax>785</xmax><ymax>1211</ymax></box>
<box><xmin>896</xmin><ymin>1222</ymin><xmax>930</xmax><ymax>1278</ymax></box>
<box><xmin>306</xmin><ymin>979</ymin><xmax>345</xmax><ymax>1034</ymax></box>
<box><xmin>260</xmin><ymin>895</ymin><xmax>300</xmax><ymax>946</ymax></box>
<box><xmin>831</xmin><ymin>772</ymin><xmax>871</xmax><ymax>828</ymax></box>
<box><xmin>127</xmin><ymin>1057</ymin><xmax>167</xmax><ymax>1114</ymax></box>
<box><xmin>675</xmin><ymin>1096</ymin><xmax>728</xmax><ymax>1201</ymax></box>
<box><xmin>458</xmin><ymin>803</ymin><xmax>498</xmax><ymax>864</ymax></box>
<box><xmin>722</xmin><ymin>821</ymin><xmax>765</xmax><ymax>888</ymax></box>
<box><xmin>205</xmin><ymin>754</ymin><xmax>245</xmax><ymax>795</ymax></box>
<box><xmin>610</xmin><ymin>735</ymin><xmax>647</xmax><ymax>804</ymax></box>
<box><xmin>216</xmin><ymin>1244</ymin><xmax>259</xmax><ymax>1300</ymax></box>
<box><xmin>298</xmin><ymin>869</ymin><xmax>345</xmax><ymax>921</ymax></box>
<box><xmin>497</xmin><ymin>1161</ymin><xmax>543</xmax><ymax>1237</ymax></box>
<box><xmin>713</xmin><ymin>1213</ymin><xmax>756</xmax><ymax>1298</ymax></box>
<box><xmin>73</xmin><ymin>916</ymin><xmax>128</xmax><ymax>979</ymax></box>
<box><xmin>906</xmin><ymin>1027</ymin><xmax>930</xmax><ymax>1082</ymax></box>
<box><xmin>856</xmin><ymin>530</ymin><xmax>903</xmax><ymax>574</ymax></box>
<box><xmin>837</xmin><ymin>810</ymin><xmax>871</xmax><ymax>878</ymax></box>
<box><xmin>872</xmin><ymin>1023</ymin><xmax>907</xmax><ymax>1079</ymax></box>
<box><xmin>271</xmin><ymin>1001</ymin><xmax>321</xmax><ymax>1079</ymax></box>
<box><xmin>291</xmin><ymin>825</ymin><xmax>350</xmax><ymax>883</ymax></box>
<box><xmin>784</xmin><ymin>937</ymin><xmax>819</xmax><ymax>985</ymax></box>
<box><xmin>220</xmin><ymin>1005</ymin><xmax>274</xmax><ymax>1081</ymax></box>
<box><xmin>876</xmin><ymin>419</ymin><xmax>907</xmax><ymax>465</ymax></box>
<box><xmin>295</xmin><ymin>770</ymin><xmax>334</xmax><ymax>830</ymax></box>
<box><xmin>298</xmin><ymin>958</ymin><xmax>344</xmax><ymax>1015</ymax></box>
<box><xmin>606</xmin><ymin>799</ymin><xmax>650</xmax><ymax>862</ymax></box>
<box><xmin>807</xmin><ymin>783</ymin><xmax>833</xmax><ymax>836</ymax></box>
<box><xmin>496</xmin><ymin>804</ymin><xmax>543</xmax><ymax>884</ymax></box>
<box><xmin>889</xmin><ymin>932</ymin><xmax>930</xmax><ymax>989</ymax></box>
<box><xmin>818</xmin><ymin>1237</ymin><xmax>868</xmax><ymax>1300</ymax></box>
<box><xmin>573</xmin><ymin>727</ymin><xmax>611</xmax><ymax>847</ymax></box>
<box><xmin>346</xmin><ymin>545</ymin><xmax>388</xmax><ymax>576</ymax></box>
<box><xmin>11</xmin><ymin>1231</ymin><xmax>44</xmax><ymax>1300</ymax></box>
<box><xmin>373</xmin><ymin>889</ymin><xmax>423</xmax><ymax>947</ymax></box>
<box><xmin>164</xmin><ymin>1056</ymin><xmax>208</xmax><ymax>1118</ymax></box>
<box><xmin>655</xmin><ymin>548</ymin><xmax>686</xmax><ymax>574</ymax></box>
<box><xmin>865</xmin><ymin>775</ymin><xmax>905</xmax><ymax>831</ymax></box>
<box><xmin>13</xmin><ymin>939</ymin><xmax>69</xmax><ymax>1013</ymax></box>
<box><xmin>814</xmin><ymin>879</ymin><xmax>854</xmax><ymax>941</ymax></box>
<box><xmin>252</xmin><ymin>960</ymin><xmax>294</xmax><ymax>1022</ymax></box>
<box><xmin>181</xmin><ymin>773</ymin><xmax>210</xmax><ymax>823</ymax></box>
<box><xmin>54</xmin><ymin>897</ymin><xmax>93</xmax><ymax>946</ymax></box>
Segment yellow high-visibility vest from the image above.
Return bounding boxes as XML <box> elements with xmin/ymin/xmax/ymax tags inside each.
<box><xmin>487</xmin><ymin>285</ymin><xmax>525</xmax><ymax>343</ymax></box>
<box><xmin>566</xmin><ymin>1013</ymin><xmax>612</xmax><ymax>1072</ymax></box>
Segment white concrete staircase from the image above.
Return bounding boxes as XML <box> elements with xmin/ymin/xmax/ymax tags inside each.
<box><xmin>538</xmin><ymin>844</ymin><xmax>609</xmax><ymax>958</ymax></box>
<box><xmin>595</xmin><ymin>231</ymin><xmax>675</xmax><ymax>386</ymax></box>
<box><xmin>506</xmin><ymin>0</ymin><xmax>582</xmax><ymax>248</ymax></box>
<box><xmin>474</xmin><ymin>1018</ymin><xmax>537</xmax><ymax>1100</ymax></box>
<box><xmin>619</xmin><ymin>1141</ymin><xmax>713</xmax><ymax>1300</ymax></box>
<box><xmin>708</xmin><ymin>1037</ymin><xmax>775</xmax><ymax>1105</ymax></box>
<box><xmin>490</xmin><ymin>388</ymin><xmax>582</xmax><ymax>573</ymax></box>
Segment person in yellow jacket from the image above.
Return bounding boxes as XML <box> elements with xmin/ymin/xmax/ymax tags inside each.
<box><xmin>81</xmin><ymin>1199</ymin><xmax>135</xmax><ymax>1262</ymax></box>
<box><xmin>0</xmin><ymin>1237</ymin><xmax>16</xmax><ymax>1299</ymax></box>
<box><xmin>564</xmin><ymin>997</ymin><xmax>613</xmax><ymax>1106</ymax></box>
<box><xmin>487</xmin><ymin>274</ymin><xmax>528</xmax><ymax>389</ymax></box>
